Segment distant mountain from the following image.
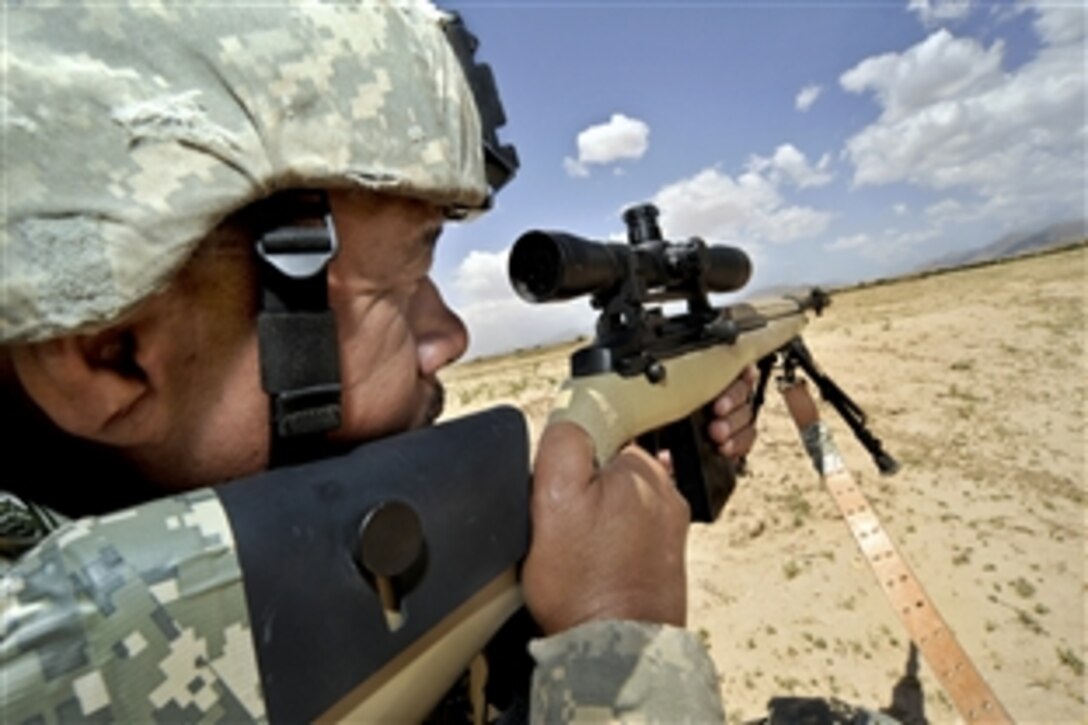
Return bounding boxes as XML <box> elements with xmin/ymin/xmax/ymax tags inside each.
<box><xmin>918</xmin><ymin>219</ymin><xmax>1086</xmax><ymax>272</ymax></box>
<box><xmin>740</xmin><ymin>283</ymin><xmax>826</xmax><ymax>301</ymax></box>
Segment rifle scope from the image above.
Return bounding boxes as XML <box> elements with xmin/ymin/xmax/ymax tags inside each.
<box><xmin>508</xmin><ymin>204</ymin><xmax>751</xmax><ymax>303</ymax></box>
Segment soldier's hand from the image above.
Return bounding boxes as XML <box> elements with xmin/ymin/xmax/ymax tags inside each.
<box><xmin>706</xmin><ymin>365</ymin><xmax>757</xmax><ymax>464</ymax></box>
<box><xmin>523</xmin><ymin>422</ymin><xmax>690</xmax><ymax>635</ymax></box>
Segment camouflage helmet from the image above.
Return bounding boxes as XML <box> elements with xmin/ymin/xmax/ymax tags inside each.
<box><xmin>2</xmin><ymin>0</ymin><xmax>507</xmax><ymax>344</ymax></box>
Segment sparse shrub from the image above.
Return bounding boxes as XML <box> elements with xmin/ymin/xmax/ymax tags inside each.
<box><xmin>774</xmin><ymin>676</ymin><xmax>801</xmax><ymax>692</ymax></box>
<box><xmin>1057</xmin><ymin>647</ymin><xmax>1085</xmax><ymax>676</ymax></box>
<box><xmin>1017</xmin><ymin>609</ymin><xmax>1045</xmax><ymax>635</ymax></box>
<box><xmin>1012</xmin><ymin>577</ymin><xmax>1036</xmax><ymax>598</ymax></box>
<box><xmin>783</xmin><ymin>487</ymin><xmax>812</xmax><ymax>528</ymax></box>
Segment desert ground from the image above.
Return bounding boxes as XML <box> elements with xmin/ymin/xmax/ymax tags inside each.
<box><xmin>440</xmin><ymin>244</ymin><xmax>1086</xmax><ymax>724</ymax></box>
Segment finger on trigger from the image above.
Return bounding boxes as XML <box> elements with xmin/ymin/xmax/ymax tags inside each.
<box><xmin>742</xmin><ymin>364</ymin><xmax>757</xmax><ymax>386</ymax></box>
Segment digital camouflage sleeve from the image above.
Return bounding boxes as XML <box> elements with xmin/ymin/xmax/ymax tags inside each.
<box><xmin>0</xmin><ymin>489</ymin><xmax>266</xmax><ymax>723</ymax></box>
<box><xmin>3</xmin><ymin>491</ymin><xmax>726</xmax><ymax>724</ymax></box>
<box><xmin>529</xmin><ymin>620</ymin><xmax>726</xmax><ymax>723</ymax></box>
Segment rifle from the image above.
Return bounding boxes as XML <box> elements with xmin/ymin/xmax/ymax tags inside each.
<box><xmin>213</xmin><ymin>203</ymin><xmax>897</xmax><ymax>720</ymax></box>
<box><xmin>509</xmin><ymin>203</ymin><xmax>897</xmax><ymax>520</ymax></box>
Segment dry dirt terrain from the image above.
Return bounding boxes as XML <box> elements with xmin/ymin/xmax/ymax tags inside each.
<box><xmin>440</xmin><ymin>244</ymin><xmax>1086</xmax><ymax>724</ymax></box>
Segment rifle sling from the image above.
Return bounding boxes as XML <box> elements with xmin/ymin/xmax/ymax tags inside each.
<box><xmin>820</xmin><ymin>468</ymin><xmax>1013</xmax><ymax>723</ymax></box>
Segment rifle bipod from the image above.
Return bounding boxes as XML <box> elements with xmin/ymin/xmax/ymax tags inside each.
<box><xmin>751</xmin><ymin>337</ymin><xmax>900</xmax><ymax>477</ymax></box>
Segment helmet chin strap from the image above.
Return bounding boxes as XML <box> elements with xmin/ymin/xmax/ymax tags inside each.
<box><xmin>255</xmin><ymin>191</ymin><xmax>343</xmax><ymax>467</ymax></box>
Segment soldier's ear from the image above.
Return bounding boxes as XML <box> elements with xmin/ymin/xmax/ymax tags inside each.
<box><xmin>10</xmin><ymin>324</ymin><xmax>168</xmax><ymax>446</ymax></box>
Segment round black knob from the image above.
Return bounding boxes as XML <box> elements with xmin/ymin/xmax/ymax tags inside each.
<box><xmin>356</xmin><ymin>501</ymin><xmax>423</xmax><ymax>578</ymax></box>
<box><xmin>623</xmin><ymin>203</ymin><xmax>663</xmax><ymax>244</ymax></box>
<box><xmin>646</xmin><ymin>360</ymin><xmax>667</xmax><ymax>384</ymax></box>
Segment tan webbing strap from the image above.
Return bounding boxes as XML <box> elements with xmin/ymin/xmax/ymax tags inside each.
<box><xmin>822</xmin><ymin>468</ymin><xmax>1013</xmax><ymax>723</ymax></box>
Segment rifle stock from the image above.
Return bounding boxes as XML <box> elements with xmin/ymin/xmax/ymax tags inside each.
<box><xmin>216</xmin><ymin>406</ymin><xmax>530</xmax><ymax>723</ymax></box>
<box><xmin>318</xmin><ymin>569</ymin><xmax>522</xmax><ymax>723</ymax></box>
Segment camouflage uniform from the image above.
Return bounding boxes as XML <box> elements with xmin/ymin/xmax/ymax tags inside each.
<box><xmin>1</xmin><ymin>2</ymin><xmax>726</xmax><ymax>722</ymax></box>
<box><xmin>530</xmin><ymin>621</ymin><xmax>725</xmax><ymax>723</ymax></box>
<box><xmin>1</xmin><ymin>491</ymin><xmax>264</xmax><ymax>722</ymax></box>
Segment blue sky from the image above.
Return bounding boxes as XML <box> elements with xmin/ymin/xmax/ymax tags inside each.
<box><xmin>433</xmin><ymin>0</ymin><xmax>1086</xmax><ymax>358</ymax></box>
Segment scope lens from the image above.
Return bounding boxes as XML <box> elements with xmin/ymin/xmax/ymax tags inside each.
<box><xmin>509</xmin><ymin>232</ymin><xmax>561</xmax><ymax>302</ymax></box>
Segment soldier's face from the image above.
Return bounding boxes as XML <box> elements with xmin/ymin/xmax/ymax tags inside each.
<box><xmin>140</xmin><ymin>190</ymin><xmax>468</xmax><ymax>490</ymax></box>
<box><xmin>324</xmin><ymin>190</ymin><xmax>468</xmax><ymax>443</ymax></box>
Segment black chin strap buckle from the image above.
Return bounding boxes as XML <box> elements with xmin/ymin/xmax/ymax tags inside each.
<box><xmin>255</xmin><ymin>193</ymin><xmax>342</xmax><ymax>463</ymax></box>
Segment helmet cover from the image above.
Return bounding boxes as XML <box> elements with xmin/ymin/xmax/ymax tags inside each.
<box><xmin>2</xmin><ymin>0</ymin><xmax>490</xmax><ymax>343</ymax></box>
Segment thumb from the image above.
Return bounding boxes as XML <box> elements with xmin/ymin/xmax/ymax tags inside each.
<box><xmin>533</xmin><ymin>421</ymin><xmax>598</xmax><ymax>505</ymax></box>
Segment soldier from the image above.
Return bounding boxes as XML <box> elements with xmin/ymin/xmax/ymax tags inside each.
<box><xmin>1</xmin><ymin>1</ymin><xmax>757</xmax><ymax>721</ymax></box>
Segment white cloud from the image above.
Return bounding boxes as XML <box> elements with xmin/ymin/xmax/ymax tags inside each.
<box><xmin>924</xmin><ymin>198</ymin><xmax>965</xmax><ymax>219</ymax></box>
<box><xmin>834</xmin><ymin>225</ymin><xmax>942</xmax><ymax>263</ymax></box>
<box><xmin>840</xmin><ymin>8</ymin><xmax>1086</xmax><ymax>230</ymax></box>
<box><xmin>1027</xmin><ymin>0</ymin><xmax>1086</xmax><ymax>46</ymax></box>
<box><xmin>563</xmin><ymin>113</ymin><xmax>650</xmax><ymax>177</ymax></box>
<box><xmin>907</xmin><ymin>0</ymin><xmax>973</xmax><ymax>26</ymax></box>
<box><xmin>651</xmin><ymin>163</ymin><xmax>833</xmax><ymax>247</ymax></box>
<box><xmin>451</xmin><ymin>247</ymin><xmax>594</xmax><ymax>358</ymax></box>
<box><xmin>825</xmin><ymin>233</ymin><xmax>870</xmax><ymax>252</ymax></box>
<box><xmin>458</xmin><ymin>296</ymin><xmax>592</xmax><ymax>359</ymax></box>
<box><xmin>749</xmin><ymin>144</ymin><xmax>834</xmax><ymax>188</ymax></box>
<box><xmin>923</xmin><ymin>197</ymin><xmax>989</xmax><ymax>226</ymax></box>
<box><xmin>562</xmin><ymin>157</ymin><xmax>589</xmax><ymax>178</ymax></box>
<box><xmin>893</xmin><ymin>203</ymin><xmax>909</xmax><ymax>216</ymax></box>
<box><xmin>453</xmin><ymin>249</ymin><xmax>511</xmax><ymax>302</ymax></box>
<box><xmin>795</xmin><ymin>84</ymin><xmax>823</xmax><ymax>112</ymax></box>
<box><xmin>840</xmin><ymin>29</ymin><xmax>1004</xmax><ymax>123</ymax></box>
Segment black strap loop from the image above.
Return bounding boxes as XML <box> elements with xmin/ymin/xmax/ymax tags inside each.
<box><xmin>255</xmin><ymin>193</ymin><xmax>342</xmax><ymax>464</ymax></box>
